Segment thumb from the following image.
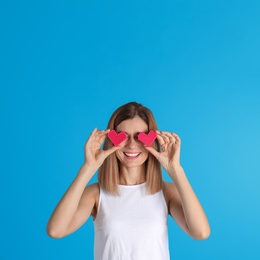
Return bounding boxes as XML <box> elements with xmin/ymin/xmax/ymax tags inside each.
<box><xmin>145</xmin><ymin>146</ymin><xmax>160</xmax><ymax>160</ymax></box>
<box><xmin>103</xmin><ymin>146</ymin><xmax>121</xmax><ymax>158</ymax></box>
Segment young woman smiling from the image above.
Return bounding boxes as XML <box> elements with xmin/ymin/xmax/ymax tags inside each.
<box><xmin>46</xmin><ymin>102</ymin><xmax>210</xmax><ymax>260</ymax></box>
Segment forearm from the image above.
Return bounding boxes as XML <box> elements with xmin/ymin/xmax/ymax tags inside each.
<box><xmin>46</xmin><ymin>163</ymin><xmax>96</xmax><ymax>236</ymax></box>
<box><xmin>169</xmin><ymin>165</ymin><xmax>210</xmax><ymax>239</ymax></box>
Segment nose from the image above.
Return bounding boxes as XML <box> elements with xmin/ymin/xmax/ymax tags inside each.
<box><xmin>125</xmin><ymin>135</ymin><xmax>139</xmax><ymax>149</ymax></box>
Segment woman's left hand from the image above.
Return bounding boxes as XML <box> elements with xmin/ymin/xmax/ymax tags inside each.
<box><xmin>145</xmin><ymin>130</ymin><xmax>181</xmax><ymax>174</ymax></box>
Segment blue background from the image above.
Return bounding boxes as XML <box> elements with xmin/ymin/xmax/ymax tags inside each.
<box><xmin>1</xmin><ymin>0</ymin><xmax>260</xmax><ymax>259</ymax></box>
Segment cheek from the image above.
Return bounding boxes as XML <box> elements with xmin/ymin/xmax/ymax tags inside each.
<box><xmin>140</xmin><ymin>149</ymin><xmax>149</xmax><ymax>160</ymax></box>
<box><xmin>143</xmin><ymin>151</ymin><xmax>149</xmax><ymax>160</ymax></box>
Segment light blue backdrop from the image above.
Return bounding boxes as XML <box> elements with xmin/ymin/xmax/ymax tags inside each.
<box><xmin>1</xmin><ymin>1</ymin><xmax>260</xmax><ymax>259</ymax></box>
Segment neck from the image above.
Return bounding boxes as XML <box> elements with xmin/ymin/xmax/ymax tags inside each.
<box><xmin>119</xmin><ymin>164</ymin><xmax>146</xmax><ymax>185</ymax></box>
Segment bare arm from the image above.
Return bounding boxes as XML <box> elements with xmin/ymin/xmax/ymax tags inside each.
<box><xmin>46</xmin><ymin>128</ymin><xmax>120</xmax><ymax>238</ymax></box>
<box><xmin>46</xmin><ymin>164</ymin><xmax>97</xmax><ymax>238</ymax></box>
<box><xmin>165</xmin><ymin>167</ymin><xmax>210</xmax><ymax>240</ymax></box>
<box><xmin>146</xmin><ymin>130</ymin><xmax>210</xmax><ymax>240</ymax></box>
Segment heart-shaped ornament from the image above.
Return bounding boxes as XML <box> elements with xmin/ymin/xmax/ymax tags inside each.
<box><xmin>107</xmin><ymin>130</ymin><xmax>128</xmax><ymax>146</ymax></box>
<box><xmin>138</xmin><ymin>130</ymin><xmax>157</xmax><ymax>147</ymax></box>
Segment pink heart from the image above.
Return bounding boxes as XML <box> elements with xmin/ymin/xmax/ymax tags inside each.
<box><xmin>107</xmin><ymin>130</ymin><xmax>128</xmax><ymax>146</ymax></box>
<box><xmin>138</xmin><ymin>130</ymin><xmax>157</xmax><ymax>147</ymax></box>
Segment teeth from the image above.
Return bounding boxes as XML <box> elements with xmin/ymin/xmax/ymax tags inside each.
<box><xmin>124</xmin><ymin>153</ymin><xmax>140</xmax><ymax>157</ymax></box>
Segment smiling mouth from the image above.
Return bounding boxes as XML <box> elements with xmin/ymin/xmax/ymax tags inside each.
<box><xmin>123</xmin><ymin>152</ymin><xmax>141</xmax><ymax>158</ymax></box>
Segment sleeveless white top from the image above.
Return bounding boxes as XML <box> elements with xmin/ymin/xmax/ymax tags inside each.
<box><xmin>94</xmin><ymin>183</ymin><xmax>170</xmax><ymax>260</ymax></box>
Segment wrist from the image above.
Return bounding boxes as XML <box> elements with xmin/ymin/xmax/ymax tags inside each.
<box><xmin>80</xmin><ymin>163</ymin><xmax>98</xmax><ymax>175</ymax></box>
<box><xmin>168</xmin><ymin>164</ymin><xmax>183</xmax><ymax>179</ymax></box>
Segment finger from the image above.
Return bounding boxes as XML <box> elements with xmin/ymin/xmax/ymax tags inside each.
<box><xmin>90</xmin><ymin>129</ymin><xmax>108</xmax><ymax>143</ymax></box>
<box><xmin>161</xmin><ymin>134</ymin><xmax>170</xmax><ymax>143</ymax></box>
<box><xmin>161</xmin><ymin>143</ymin><xmax>169</xmax><ymax>152</ymax></box>
<box><xmin>145</xmin><ymin>146</ymin><xmax>160</xmax><ymax>160</ymax></box>
<box><xmin>86</xmin><ymin>129</ymin><xmax>108</xmax><ymax>149</ymax></box>
<box><xmin>96</xmin><ymin>129</ymin><xmax>110</xmax><ymax>143</ymax></box>
<box><xmin>155</xmin><ymin>131</ymin><xmax>166</xmax><ymax>146</ymax></box>
<box><xmin>161</xmin><ymin>131</ymin><xmax>176</xmax><ymax>143</ymax></box>
<box><xmin>161</xmin><ymin>131</ymin><xmax>181</xmax><ymax>144</ymax></box>
<box><xmin>157</xmin><ymin>132</ymin><xmax>172</xmax><ymax>150</ymax></box>
<box><xmin>171</xmin><ymin>132</ymin><xmax>181</xmax><ymax>143</ymax></box>
<box><xmin>85</xmin><ymin>128</ymin><xmax>98</xmax><ymax>145</ymax></box>
<box><xmin>95</xmin><ymin>129</ymin><xmax>109</xmax><ymax>137</ymax></box>
<box><xmin>170</xmin><ymin>132</ymin><xmax>180</xmax><ymax>138</ymax></box>
<box><xmin>89</xmin><ymin>128</ymin><xmax>98</xmax><ymax>139</ymax></box>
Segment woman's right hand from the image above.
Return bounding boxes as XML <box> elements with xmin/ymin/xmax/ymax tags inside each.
<box><xmin>83</xmin><ymin>128</ymin><xmax>120</xmax><ymax>170</ymax></box>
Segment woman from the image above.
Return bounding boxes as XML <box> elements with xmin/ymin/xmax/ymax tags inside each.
<box><xmin>46</xmin><ymin>102</ymin><xmax>210</xmax><ymax>259</ymax></box>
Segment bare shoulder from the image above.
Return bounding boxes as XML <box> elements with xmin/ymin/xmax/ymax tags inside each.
<box><xmin>81</xmin><ymin>182</ymin><xmax>100</xmax><ymax>218</ymax></box>
<box><xmin>82</xmin><ymin>182</ymin><xmax>100</xmax><ymax>201</ymax></box>
<box><xmin>84</xmin><ymin>182</ymin><xmax>100</xmax><ymax>192</ymax></box>
<box><xmin>78</xmin><ymin>182</ymin><xmax>100</xmax><ymax>208</ymax></box>
<box><xmin>163</xmin><ymin>181</ymin><xmax>177</xmax><ymax>195</ymax></box>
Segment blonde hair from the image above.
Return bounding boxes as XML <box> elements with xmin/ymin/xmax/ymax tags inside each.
<box><xmin>98</xmin><ymin>102</ymin><xmax>164</xmax><ymax>195</ymax></box>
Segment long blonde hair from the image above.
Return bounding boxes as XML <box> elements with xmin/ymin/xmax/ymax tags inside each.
<box><xmin>98</xmin><ymin>102</ymin><xmax>164</xmax><ymax>194</ymax></box>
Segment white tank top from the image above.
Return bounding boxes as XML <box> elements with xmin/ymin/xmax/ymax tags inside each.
<box><xmin>94</xmin><ymin>182</ymin><xmax>170</xmax><ymax>260</ymax></box>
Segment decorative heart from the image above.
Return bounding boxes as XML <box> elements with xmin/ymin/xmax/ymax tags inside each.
<box><xmin>138</xmin><ymin>130</ymin><xmax>157</xmax><ymax>147</ymax></box>
<box><xmin>107</xmin><ymin>130</ymin><xmax>128</xmax><ymax>146</ymax></box>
